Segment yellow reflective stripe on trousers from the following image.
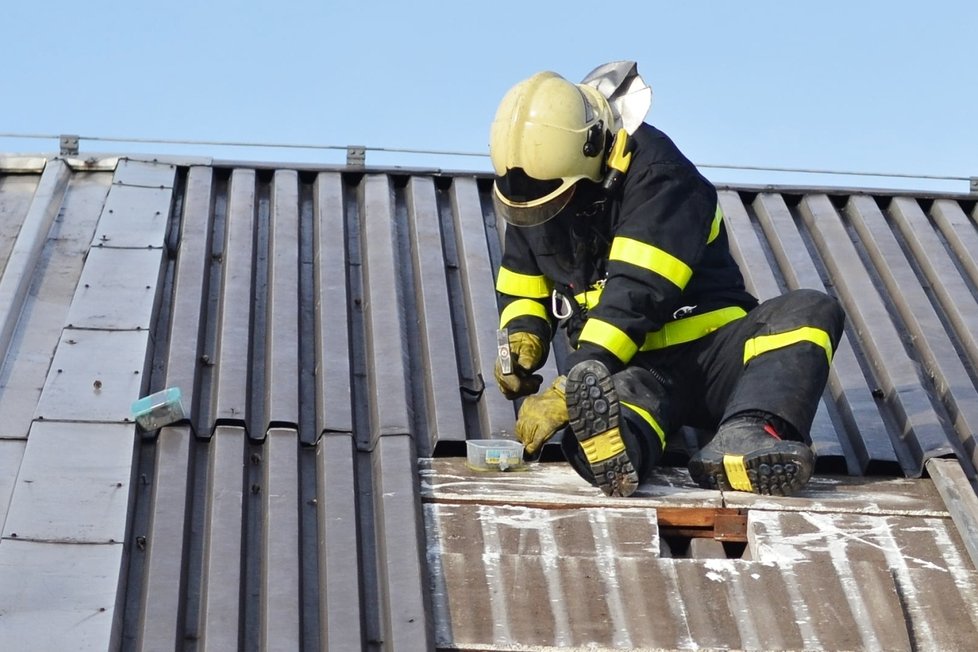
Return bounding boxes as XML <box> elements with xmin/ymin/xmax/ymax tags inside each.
<box><xmin>498</xmin><ymin>298</ymin><xmax>548</xmax><ymax>329</ymax></box>
<box><xmin>580</xmin><ymin>427</ymin><xmax>626</xmax><ymax>464</ymax></box>
<box><xmin>723</xmin><ymin>455</ymin><xmax>753</xmax><ymax>491</ymax></box>
<box><xmin>579</xmin><ymin>318</ymin><xmax>639</xmax><ymax>362</ymax></box>
<box><xmin>621</xmin><ymin>400</ymin><xmax>666</xmax><ymax>447</ymax></box>
<box><xmin>707</xmin><ymin>204</ymin><xmax>723</xmax><ymax>244</ymax></box>
<box><xmin>495</xmin><ymin>267</ymin><xmax>552</xmax><ymax>298</ymax></box>
<box><xmin>743</xmin><ymin>326</ymin><xmax>834</xmax><ymax>366</ymax></box>
<box><xmin>609</xmin><ymin>237</ymin><xmax>693</xmax><ymax>289</ymax></box>
<box><xmin>641</xmin><ymin>306</ymin><xmax>747</xmax><ymax>351</ymax></box>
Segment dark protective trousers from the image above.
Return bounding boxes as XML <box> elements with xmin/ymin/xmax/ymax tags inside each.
<box><xmin>562</xmin><ymin>288</ymin><xmax>846</xmax><ymax>482</ymax></box>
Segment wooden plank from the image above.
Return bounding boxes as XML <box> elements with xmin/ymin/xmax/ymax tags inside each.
<box><xmin>927</xmin><ymin>457</ymin><xmax>978</xmax><ymax>569</ymax></box>
<box><xmin>424</xmin><ymin>457</ymin><xmax>948</xmax><ymax>516</ymax></box>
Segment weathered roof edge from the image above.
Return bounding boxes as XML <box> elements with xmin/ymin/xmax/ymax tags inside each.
<box><xmin>3</xmin><ymin>153</ymin><xmax>974</xmax><ymax>199</ymax></box>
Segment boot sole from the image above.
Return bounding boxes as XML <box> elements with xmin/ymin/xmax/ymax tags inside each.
<box><xmin>688</xmin><ymin>444</ymin><xmax>814</xmax><ymax>496</ymax></box>
<box><xmin>566</xmin><ymin>360</ymin><xmax>639</xmax><ymax>497</ymax></box>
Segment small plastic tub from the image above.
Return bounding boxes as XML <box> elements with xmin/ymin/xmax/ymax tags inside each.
<box><xmin>466</xmin><ymin>439</ymin><xmax>525</xmax><ymax>472</ymax></box>
<box><xmin>131</xmin><ymin>387</ymin><xmax>186</xmax><ymax>431</ymax></box>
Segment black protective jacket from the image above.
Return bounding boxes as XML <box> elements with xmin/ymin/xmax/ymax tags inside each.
<box><xmin>495</xmin><ymin>123</ymin><xmax>758</xmax><ymax>374</ymax></box>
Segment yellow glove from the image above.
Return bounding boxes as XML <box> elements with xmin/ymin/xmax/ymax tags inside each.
<box><xmin>494</xmin><ymin>331</ymin><xmax>546</xmax><ymax>400</ymax></box>
<box><xmin>516</xmin><ymin>376</ymin><xmax>568</xmax><ymax>455</ymax></box>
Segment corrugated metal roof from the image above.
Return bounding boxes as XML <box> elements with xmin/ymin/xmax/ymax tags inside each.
<box><xmin>0</xmin><ymin>155</ymin><xmax>977</xmax><ymax>650</ymax></box>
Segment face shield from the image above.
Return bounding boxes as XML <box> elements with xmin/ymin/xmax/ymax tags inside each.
<box><xmin>492</xmin><ymin>167</ymin><xmax>577</xmax><ymax>227</ymax></box>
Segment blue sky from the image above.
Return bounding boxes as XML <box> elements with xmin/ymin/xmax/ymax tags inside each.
<box><xmin>2</xmin><ymin>1</ymin><xmax>974</xmax><ymax>192</ymax></box>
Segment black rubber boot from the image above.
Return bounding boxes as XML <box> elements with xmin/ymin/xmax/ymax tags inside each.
<box><xmin>687</xmin><ymin>413</ymin><xmax>815</xmax><ymax>496</ymax></box>
<box><xmin>565</xmin><ymin>360</ymin><xmax>640</xmax><ymax>497</ymax></box>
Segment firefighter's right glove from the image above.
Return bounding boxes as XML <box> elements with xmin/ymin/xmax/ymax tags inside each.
<box><xmin>494</xmin><ymin>331</ymin><xmax>545</xmax><ymax>400</ymax></box>
<box><xmin>515</xmin><ymin>376</ymin><xmax>568</xmax><ymax>455</ymax></box>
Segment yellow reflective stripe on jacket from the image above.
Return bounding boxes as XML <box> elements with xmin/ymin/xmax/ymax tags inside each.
<box><xmin>621</xmin><ymin>400</ymin><xmax>666</xmax><ymax>447</ymax></box>
<box><xmin>743</xmin><ymin>326</ymin><xmax>834</xmax><ymax>366</ymax></box>
<box><xmin>495</xmin><ymin>267</ymin><xmax>552</xmax><ymax>298</ymax></box>
<box><xmin>642</xmin><ymin>306</ymin><xmax>747</xmax><ymax>351</ymax></box>
<box><xmin>573</xmin><ymin>287</ymin><xmax>604</xmax><ymax>310</ymax></box>
<box><xmin>498</xmin><ymin>298</ymin><xmax>548</xmax><ymax>329</ymax></box>
<box><xmin>579</xmin><ymin>318</ymin><xmax>639</xmax><ymax>362</ymax></box>
<box><xmin>707</xmin><ymin>204</ymin><xmax>723</xmax><ymax>244</ymax></box>
<box><xmin>609</xmin><ymin>237</ymin><xmax>693</xmax><ymax>289</ymax></box>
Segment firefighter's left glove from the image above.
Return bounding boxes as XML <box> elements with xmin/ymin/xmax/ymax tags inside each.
<box><xmin>494</xmin><ymin>331</ymin><xmax>546</xmax><ymax>400</ymax></box>
<box><xmin>516</xmin><ymin>376</ymin><xmax>568</xmax><ymax>456</ymax></box>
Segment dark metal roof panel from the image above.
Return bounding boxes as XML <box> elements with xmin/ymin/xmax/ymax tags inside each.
<box><xmin>361</xmin><ymin>174</ymin><xmax>412</xmax><ymax>442</ymax></box>
<box><xmin>4</xmin><ymin>157</ymin><xmax>978</xmax><ymax>651</ymax></box>
<box><xmin>313</xmin><ymin>173</ymin><xmax>354</xmax><ymax>436</ymax></box>
<box><xmin>210</xmin><ymin>170</ymin><xmax>255</xmax><ymax>432</ymax></box>
<box><xmin>265</xmin><ymin>173</ymin><xmax>301</xmax><ymax>430</ymax></box>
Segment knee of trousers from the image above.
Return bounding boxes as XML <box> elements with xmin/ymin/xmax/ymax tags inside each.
<box><xmin>767</xmin><ymin>289</ymin><xmax>846</xmax><ymax>344</ymax></box>
<box><xmin>612</xmin><ymin>366</ymin><xmax>672</xmax><ymax>454</ymax></box>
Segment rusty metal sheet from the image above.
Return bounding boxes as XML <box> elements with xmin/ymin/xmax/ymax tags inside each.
<box><xmin>748</xmin><ymin>509</ymin><xmax>977</xmax><ymax>650</ymax></box>
<box><xmin>2</xmin><ymin>421</ymin><xmax>134</xmax><ymax>543</ymax></box>
<box><xmin>405</xmin><ymin>177</ymin><xmax>466</xmax><ymax>448</ymax></box>
<box><xmin>450</xmin><ymin>178</ymin><xmax>516</xmax><ymax>438</ymax></box>
<box><xmin>133</xmin><ymin>425</ymin><xmax>193</xmax><ymax>651</ymax></box>
<box><xmin>800</xmin><ymin>195</ymin><xmax>951</xmax><ymax>474</ymax></box>
<box><xmin>426</xmin><ymin>501</ymin><xmax>664</xmax><ymax>649</ymax></box>
<box><xmin>373</xmin><ymin>435</ymin><xmax>432</xmax><ymax>650</ymax></box>
<box><xmin>901</xmin><ymin>565</ymin><xmax>978</xmax><ymax>649</ymax></box>
<box><xmin>211</xmin><ymin>170</ymin><xmax>255</xmax><ymax>429</ymax></box>
<box><xmin>313</xmin><ymin>173</ymin><xmax>352</xmax><ymax>436</ymax></box>
<box><xmin>0</xmin><ymin>439</ymin><xmax>26</xmax><ymax>531</ymax></box>
<box><xmin>260</xmin><ymin>427</ymin><xmax>301</xmax><ymax>649</ymax></box>
<box><xmin>199</xmin><ymin>425</ymin><xmax>247</xmax><ymax>650</ymax></box>
<box><xmin>845</xmin><ymin>195</ymin><xmax>978</xmax><ymax>470</ymax></box>
<box><xmin>164</xmin><ymin>166</ymin><xmax>213</xmax><ymax>395</ymax></box>
<box><xmin>65</xmin><ymin>247</ymin><xmax>164</xmax><ymax>330</ymax></box>
<box><xmin>264</xmin><ymin>172</ymin><xmax>300</xmax><ymax>430</ymax></box>
<box><xmin>92</xmin><ymin>183</ymin><xmax>173</xmax><ymax>249</ymax></box>
<box><xmin>112</xmin><ymin>158</ymin><xmax>176</xmax><ymax>189</ymax></box>
<box><xmin>360</xmin><ymin>175</ymin><xmax>410</xmax><ymax>441</ymax></box>
<box><xmin>315</xmin><ymin>434</ymin><xmax>364</xmax><ymax>650</ymax></box>
<box><xmin>0</xmin><ymin>539</ymin><xmax>123</xmax><ymax>651</ymax></box>
<box><xmin>34</xmin><ymin>329</ymin><xmax>150</xmax><ymax>422</ymax></box>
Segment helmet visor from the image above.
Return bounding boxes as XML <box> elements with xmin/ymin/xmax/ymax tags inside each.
<box><xmin>493</xmin><ymin>167</ymin><xmax>576</xmax><ymax>227</ymax></box>
<box><xmin>493</xmin><ymin>182</ymin><xmax>576</xmax><ymax>227</ymax></box>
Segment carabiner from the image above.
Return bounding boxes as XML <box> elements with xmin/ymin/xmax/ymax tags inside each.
<box><xmin>551</xmin><ymin>290</ymin><xmax>574</xmax><ymax>320</ymax></box>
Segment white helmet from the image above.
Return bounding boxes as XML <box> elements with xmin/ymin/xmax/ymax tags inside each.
<box><xmin>489</xmin><ymin>71</ymin><xmax>618</xmax><ymax>227</ymax></box>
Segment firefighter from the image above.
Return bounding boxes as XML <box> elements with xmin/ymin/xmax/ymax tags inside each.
<box><xmin>490</xmin><ymin>63</ymin><xmax>845</xmax><ymax>497</ymax></box>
